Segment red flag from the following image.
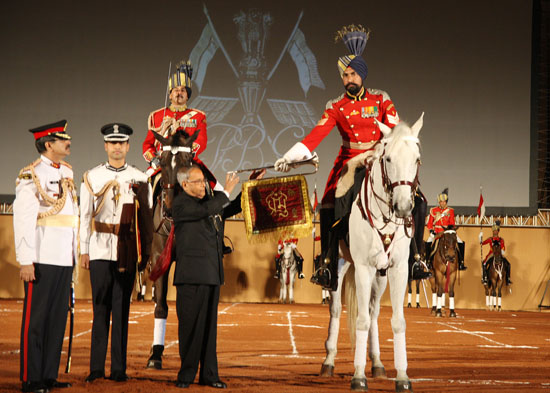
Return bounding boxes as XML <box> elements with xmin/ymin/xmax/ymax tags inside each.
<box><xmin>477</xmin><ymin>191</ymin><xmax>485</xmax><ymax>217</ymax></box>
<box><xmin>311</xmin><ymin>184</ymin><xmax>318</xmax><ymax>213</ymax></box>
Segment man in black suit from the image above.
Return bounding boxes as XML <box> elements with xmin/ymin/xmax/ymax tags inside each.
<box><xmin>172</xmin><ymin>166</ymin><xmax>261</xmax><ymax>389</ymax></box>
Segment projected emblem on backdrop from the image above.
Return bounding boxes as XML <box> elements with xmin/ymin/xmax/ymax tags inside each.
<box><xmin>189</xmin><ymin>5</ymin><xmax>325</xmax><ymax>173</ymax></box>
<box><xmin>241</xmin><ymin>175</ymin><xmax>313</xmax><ymax>244</ymax></box>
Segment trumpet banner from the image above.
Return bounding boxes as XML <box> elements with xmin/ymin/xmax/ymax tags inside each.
<box><xmin>241</xmin><ymin>175</ymin><xmax>313</xmax><ymax>244</ymax></box>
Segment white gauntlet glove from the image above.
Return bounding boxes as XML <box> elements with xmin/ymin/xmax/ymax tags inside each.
<box><xmin>274</xmin><ymin>157</ymin><xmax>291</xmax><ymax>172</ymax></box>
<box><xmin>274</xmin><ymin>142</ymin><xmax>314</xmax><ymax>173</ymax></box>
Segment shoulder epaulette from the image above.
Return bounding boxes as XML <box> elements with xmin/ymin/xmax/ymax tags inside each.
<box><xmin>18</xmin><ymin>158</ymin><xmax>40</xmax><ymax>176</ymax></box>
<box><xmin>149</xmin><ymin>107</ymin><xmax>167</xmax><ymax>117</ymax></box>
<box><xmin>326</xmin><ymin>94</ymin><xmax>345</xmax><ymax>110</ymax></box>
<box><xmin>18</xmin><ymin>173</ymin><xmax>32</xmax><ymax>180</ymax></box>
<box><xmin>367</xmin><ymin>88</ymin><xmax>391</xmax><ymax>103</ymax></box>
<box><xmin>429</xmin><ymin>207</ymin><xmax>438</xmax><ymax>215</ymax></box>
<box><xmin>189</xmin><ymin>107</ymin><xmax>205</xmax><ymax>116</ymax></box>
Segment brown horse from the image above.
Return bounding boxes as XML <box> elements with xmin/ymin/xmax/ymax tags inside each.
<box><xmin>146</xmin><ymin>129</ymin><xmax>198</xmax><ymax>369</ymax></box>
<box><xmin>429</xmin><ymin>228</ymin><xmax>459</xmax><ymax>317</ymax></box>
<box><xmin>484</xmin><ymin>239</ymin><xmax>507</xmax><ymax>311</ymax></box>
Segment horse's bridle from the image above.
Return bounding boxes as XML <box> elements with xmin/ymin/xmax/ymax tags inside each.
<box><xmin>436</xmin><ymin>230</ymin><xmax>457</xmax><ymax>264</ymax></box>
<box><xmin>357</xmin><ymin>143</ymin><xmax>420</xmax><ymax>238</ymax></box>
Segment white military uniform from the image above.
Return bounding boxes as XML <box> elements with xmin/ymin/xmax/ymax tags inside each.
<box><xmin>14</xmin><ymin>155</ymin><xmax>79</xmax><ymax>266</ymax></box>
<box><xmin>80</xmin><ymin>162</ymin><xmax>152</xmax><ymax>260</ymax></box>
<box><xmin>79</xmin><ymin>161</ymin><xmax>151</xmax><ymax>377</ymax></box>
<box><xmin>14</xmin><ymin>154</ymin><xmax>78</xmax><ymax>388</ymax></box>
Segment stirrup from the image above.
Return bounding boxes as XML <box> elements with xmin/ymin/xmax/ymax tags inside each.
<box><xmin>310</xmin><ymin>265</ymin><xmax>331</xmax><ymax>289</ymax></box>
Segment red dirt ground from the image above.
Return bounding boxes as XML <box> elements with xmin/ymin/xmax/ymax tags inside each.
<box><xmin>1</xmin><ymin>300</ymin><xmax>549</xmax><ymax>392</ymax></box>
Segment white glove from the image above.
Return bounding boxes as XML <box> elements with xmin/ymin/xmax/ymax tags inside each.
<box><xmin>274</xmin><ymin>142</ymin><xmax>313</xmax><ymax>173</ymax></box>
<box><xmin>501</xmin><ymin>249</ymin><xmax>506</xmax><ymax>256</ymax></box>
<box><xmin>274</xmin><ymin>157</ymin><xmax>291</xmax><ymax>172</ymax></box>
<box><xmin>478</xmin><ymin>231</ymin><xmax>483</xmax><ymax>244</ymax></box>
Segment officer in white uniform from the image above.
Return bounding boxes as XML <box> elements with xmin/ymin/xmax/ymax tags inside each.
<box><xmin>80</xmin><ymin>123</ymin><xmax>152</xmax><ymax>383</ymax></box>
<box><xmin>14</xmin><ymin>120</ymin><xmax>77</xmax><ymax>393</ymax></box>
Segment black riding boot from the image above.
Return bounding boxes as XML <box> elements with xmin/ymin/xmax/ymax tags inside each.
<box><xmin>481</xmin><ymin>263</ymin><xmax>488</xmax><ymax>284</ymax></box>
<box><xmin>274</xmin><ymin>257</ymin><xmax>281</xmax><ymax>279</ymax></box>
<box><xmin>311</xmin><ymin>208</ymin><xmax>338</xmax><ymax>291</ymax></box>
<box><xmin>424</xmin><ymin>241</ymin><xmax>433</xmax><ymax>270</ymax></box>
<box><xmin>147</xmin><ymin>344</ymin><xmax>164</xmax><ymax>369</ymax></box>
<box><xmin>505</xmin><ymin>260</ymin><xmax>512</xmax><ymax>285</ymax></box>
<box><xmin>458</xmin><ymin>242</ymin><xmax>467</xmax><ymax>270</ymax></box>
<box><xmin>295</xmin><ymin>252</ymin><xmax>305</xmax><ymax>279</ymax></box>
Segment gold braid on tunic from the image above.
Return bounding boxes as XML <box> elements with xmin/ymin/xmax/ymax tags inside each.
<box><xmin>83</xmin><ymin>171</ymin><xmax>120</xmax><ymax>218</ymax></box>
<box><xmin>18</xmin><ymin>160</ymin><xmax>78</xmax><ymax>219</ymax></box>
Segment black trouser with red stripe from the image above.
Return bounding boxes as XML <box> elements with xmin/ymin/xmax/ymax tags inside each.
<box><xmin>20</xmin><ymin>264</ymin><xmax>72</xmax><ymax>385</ymax></box>
<box><xmin>89</xmin><ymin>259</ymin><xmax>134</xmax><ymax>375</ymax></box>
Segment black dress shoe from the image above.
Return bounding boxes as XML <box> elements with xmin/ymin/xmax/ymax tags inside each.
<box><xmin>85</xmin><ymin>370</ymin><xmax>105</xmax><ymax>383</ymax></box>
<box><xmin>45</xmin><ymin>379</ymin><xmax>71</xmax><ymax>388</ymax></box>
<box><xmin>109</xmin><ymin>371</ymin><xmax>129</xmax><ymax>382</ymax></box>
<box><xmin>201</xmin><ymin>381</ymin><xmax>227</xmax><ymax>389</ymax></box>
<box><xmin>176</xmin><ymin>381</ymin><xmax>190</xmax><ymax>388</ymax></box>
<box><xmin>22</xmin><ymin>382</ymin><xmax>49</xmax><ymax>393</ymax></box>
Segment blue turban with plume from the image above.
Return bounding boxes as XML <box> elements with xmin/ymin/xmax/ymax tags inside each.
<box><xmin>336</xmin><ymin>25</ymin><xmax>370</xmax><ymax>81</ymax></box>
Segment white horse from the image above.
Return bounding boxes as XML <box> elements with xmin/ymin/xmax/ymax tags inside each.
<box><xmin>321</xmin><ymin>114</ymin><xmax>423</xmax><ymax>392</ymax></box>
<box><xmin>278</xmin><ymin>241</ymin><xmax>298</xmax><ymax>304</ymax></box>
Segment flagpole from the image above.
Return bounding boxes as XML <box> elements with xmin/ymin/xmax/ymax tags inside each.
<box><xmin>479</xmin><ymin>186</ymin><xmax>484</xmax><ymax>281</ymax></box>
<box><xmin>267</xmin><ymin>10</ymin><xmax>304</xmax><ymax>81</ymax></box>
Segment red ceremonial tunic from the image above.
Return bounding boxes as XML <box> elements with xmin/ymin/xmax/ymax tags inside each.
<box><xmin>142</xmin><ymin>105</ymin><xmax>211</xmax><ymax>179</ymax></box>
<box><xmin>482</xmin><ymin>236</ymin><xmax>506</xmax><ymax>263</ymax></box>
<box><xmin>427</xmin><ymin>206</ymin><xmax>455</xmax><ymax>233</ymax></box>
<box><xmin>300</xmin><ymin>88</ymin><xmax>399</xmax><ymax>207</ymax></box>
<box><xmin>143</xmin><ymin>106</ymin><xmax>207</xmax><ymax>159</ymax></box>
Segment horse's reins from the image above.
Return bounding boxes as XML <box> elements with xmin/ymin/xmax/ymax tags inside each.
<box><xmin>356</xmin><ymin>137</ymin><xmax>420</xmax><ymax>252</ymax></box>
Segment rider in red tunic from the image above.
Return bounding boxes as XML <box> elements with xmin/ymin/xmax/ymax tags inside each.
<box><xmin>425</xmin><ymin>188</ymin><xmax>467</xmax><ymax>270</ymax></box>
<box><xmin>274</xmin><ymin>238</ymin><xmax>304</xmax><ymax>280</ymax></box>
<box><xmin>275</xmin><ymin>25</ymin><xmax>416</xmax><ymax>290</ymax></box>
<box><xmin>480</xmin><ymin>220</ymin><xmax>512</xmax><ymax>285</ymax></box>
<box><xmin>142</xmin><ymin>61</ymin><xmax>219</xmax><ymax>190</ymax></box>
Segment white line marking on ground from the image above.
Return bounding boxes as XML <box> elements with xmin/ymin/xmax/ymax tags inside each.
<box><xmin>271</xmin><ymin>323</ymin><xmax>323</xmax><ymax>329</ymax></box>
<box><xmin>219</xmin><ymin>323</ymin><xmax>238</xmax><ymax>327</ymax></box>
<box><xmin>165</xmin><ymin>340</ymin><xmax>179</xmax><ymax>349</ymax></box>
<box><xmin>410</xmin><ymin>377</ymin><xmax>534</xmax><ymax>387</ymax></box>
<box><xmin>287</xmin><ymin>311</ymin><xmax>298</xmax><ymax>355</ymax></box>
<box><xmin>437</xmin><ymin>321</ymin><xmax>538</xmax><ymax>349</ymax></box>
<box><xmin>437</xmin><ymin>330</ymin><xmax>494</xmax><ymax>335</ymax></box>
<box><xmin>219</xmin><ymin>303</ymin><xmax>240</xmax><ymax>314</ymax></box>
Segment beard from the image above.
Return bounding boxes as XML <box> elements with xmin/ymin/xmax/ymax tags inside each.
<box><xmin>346</xmin><ymin>83</ymin><xmax>361</xmax><ymax>95</ymax></box>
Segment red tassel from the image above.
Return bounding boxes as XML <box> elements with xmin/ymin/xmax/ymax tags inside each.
<box><xmin>445</xmin><ymin>263</ymin><xmax>450</xmax><ymax>293</ymax></box>
<box><xmin>149</xmin><ymin>225</ymin><xmax>175</xmax><ymax>282</ymax></box>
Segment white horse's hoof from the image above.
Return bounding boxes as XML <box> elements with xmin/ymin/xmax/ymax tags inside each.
<box><xmin>351</xmin><ymin>377</ymin><xmax>368</xmax><ymax>391</ymax></box>
<box><xmin>371</xmin><ymin>366</ymin><xmax>386</xmax><ymax>379</ymax></box>
<box><xmin>395</xmin><ymin>379</ymin><xmax>413</xmax><ymax>392</ymax></box>
<box><xmin>320</xmin><ymin>364</ymin><xmax>334</xmax><ymax>377</ymax></box>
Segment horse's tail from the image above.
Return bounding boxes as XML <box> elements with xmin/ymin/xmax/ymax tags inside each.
<box><xmin>344</xmin><ymin>263</ymin><xmax>357</xmax><ymax>350</ymax></box>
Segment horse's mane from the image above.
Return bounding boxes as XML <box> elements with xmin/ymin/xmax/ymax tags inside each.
<box><xmin>375</xmin><ymin>121</ymin><xmax>419</xmax><ymax>160</ymax></box>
